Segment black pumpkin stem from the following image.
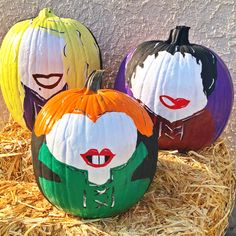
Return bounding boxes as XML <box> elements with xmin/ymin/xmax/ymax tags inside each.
<box><xmin>86</xmin><ymin>70</ymin><xmax>105</xmax><ymax>92</ymax></box>
<box><xmin>168</xmin><ymin>26</ymin><xmax>191</xmax><ymax>45</ymax></box>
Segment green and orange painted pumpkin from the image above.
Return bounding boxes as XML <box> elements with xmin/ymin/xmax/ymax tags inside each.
<box><xmin>0</xmin><ymin>8</ymin><xmax>101</xmax><ymax>130</ymax></box>
<box><xmin>31</xmin><ymin>71</ymin><xmax>158</xmax><ymax>218</ymax></box>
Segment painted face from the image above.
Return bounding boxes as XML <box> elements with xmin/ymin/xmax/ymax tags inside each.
<box><xmin>19</xmin><ymin>27</ymin><xmax>66</xmax><ymax>100</ymax></box>
<box><xmin>131</xmin><ymin>51</ymin><xmax>208</xmax><ymax>122</ymax></box>
<box><xmin>46</xmin><ymin>112</ymin><xmax>137</xmax><ymax>185</ymax></box>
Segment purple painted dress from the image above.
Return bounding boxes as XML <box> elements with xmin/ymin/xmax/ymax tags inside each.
<box><xmin>23</xmin><ymin>84</ymin><xmax>68</xmax><ymax>130</ymax></box>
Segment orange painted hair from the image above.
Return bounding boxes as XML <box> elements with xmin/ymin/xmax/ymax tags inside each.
<box><xmin>34</xmin><ymin>71</ymin><xmax>153</xmax><ymax>137</ymax></box>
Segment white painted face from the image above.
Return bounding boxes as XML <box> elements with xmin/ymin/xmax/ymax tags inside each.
<box><xmin>19</xmin><ymin>27</ymin><xmax>66</xmax><ymax>100</ymax></box>
<box><xmin>46</xmin><ymin>112</ymin><xmax>137</xmax><ymax>185</ymax></box>
<box><xmin>131</xmin><ymin>51</ymin><xmax>208</xmax><ymax>122</ymax></box>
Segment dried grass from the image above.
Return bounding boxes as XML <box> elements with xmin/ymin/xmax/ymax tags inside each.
<box><xmin>0</xmin><ymin>118</ymin><xmax>32</xmax><ymax>182</ymax></box>
<box><xmin>0</xmin><ymin>119</ymin><xmax>235</xmax><ymax>236</ymax></box>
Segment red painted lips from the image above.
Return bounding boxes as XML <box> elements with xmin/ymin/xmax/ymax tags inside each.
<box><xmin>80</xmin><ymin>149</ymin><xmax>115</xmax><ymax>168</ymax></box>
<box><xmin>160</xmin><ymin>95</ymin><xmax>190</xmax><ymax>110</ymax></box>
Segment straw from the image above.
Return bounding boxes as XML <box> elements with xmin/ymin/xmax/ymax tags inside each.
<box><xmin>0</xmin><ymin>119</ymin><xmax>235</xmax><ymax>235</ymax></box>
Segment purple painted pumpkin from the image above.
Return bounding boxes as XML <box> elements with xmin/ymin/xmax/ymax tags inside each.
<box><xmin>114</xmin><ymin>26</ymin><xmax>234</xmax><ymax>151</ymax></box>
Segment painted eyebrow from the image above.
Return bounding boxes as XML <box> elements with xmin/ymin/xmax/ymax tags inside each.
<box><xmin>39</xmin><ymin>26</ymin><xmax>65</xmax><ymax>34</ymax></box>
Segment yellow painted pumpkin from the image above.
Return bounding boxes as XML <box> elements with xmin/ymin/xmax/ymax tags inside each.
<box><xmin>0</xmin><ymin>8</ymin><xmax>101</xmax><ymax>130</ymax></box>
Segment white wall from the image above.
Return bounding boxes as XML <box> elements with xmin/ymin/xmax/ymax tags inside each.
<box><xmin>0</xmin><ymin>0</ymin><xmax>235</xmax><ymax>149</ymax></box>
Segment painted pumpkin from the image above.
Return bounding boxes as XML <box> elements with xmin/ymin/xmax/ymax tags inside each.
<box><xmin>0</xmin><ymin>8</ymin><xmax>101</xmax><ymax>130</ymax></box>
<box><xmin>115</xmin><ymin>26</ymin><xmax>234</xmax><ymax>151</ymax></box>
<box><xmin>31</xmin><ymin>71</ymin><xmax>158</xmax><ymax>218</ymax></box>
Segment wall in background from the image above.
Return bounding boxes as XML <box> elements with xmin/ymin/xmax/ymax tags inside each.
<box><xmin>0</xmin><ymin>0</ymin><xmax>235</xmax><ymax>149</ymax></box>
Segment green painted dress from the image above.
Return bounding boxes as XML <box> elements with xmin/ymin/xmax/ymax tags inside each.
<box><xmin>38</xmin><ymin>142</ymin><xmax>151</xmax><ymax>218</ymax></box>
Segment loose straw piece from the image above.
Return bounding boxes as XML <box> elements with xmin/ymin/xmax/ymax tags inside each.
<box><xmin>0</xmin><ymin>119</ymin><xmax>235</xmax><ymax>235</ymax></box>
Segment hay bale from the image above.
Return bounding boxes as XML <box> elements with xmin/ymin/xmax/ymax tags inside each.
<box><xmin>0</xmin><ymin>119</ymin><xmax>235</xmax><ymax>235</ymax></box>
<box><xmin>0</xmin><ymin>119</ymin><xmax>32</xmax><ymax>182</ymax></box>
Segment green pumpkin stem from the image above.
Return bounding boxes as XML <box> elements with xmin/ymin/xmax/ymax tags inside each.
<box><xmin>86</xmin><ymin>70</ymin><xmax>105</xmax><ymax>92</ymax></box>
<box><xmin>168</xmin><ymin>26</ymin><xmax>190</xmax><ymax>45</ymax></box>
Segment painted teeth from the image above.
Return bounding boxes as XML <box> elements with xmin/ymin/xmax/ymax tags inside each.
<box><xmin>100</xmin><ymin>155</ymin><xmax>105</xmax><ymax>164</ymax></box>
<box><xmin>91</xmin><ymin>155</ymin><xmax>106</xmax><ymax>165</ymax></box>
<box><xmin>92</xmin><ymin>155</ymin><xmax>99</xmax><ymax>164</ymax></box>
<box><xmin>86</xmin><ymin>155</ymin><xmax>111</xmax><ymax>165</ymax></box>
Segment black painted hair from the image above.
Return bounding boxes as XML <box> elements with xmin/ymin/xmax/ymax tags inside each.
<box><xmin>31</xmin><ymin>133</ymin><xmax>61</xmax><ymax>184</ymax></box>
<box><xmin>31</xmin><ymin>132</ymin><xmax>61</xmax><ymax>206</ymax></box>
<box><xmin>126</xmin><ymin>26</ymin><xmax>217</xmax><ymax>97</ymax></box>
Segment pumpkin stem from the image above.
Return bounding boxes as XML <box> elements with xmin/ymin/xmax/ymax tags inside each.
<box><xmin>38</xmin><ymin>8</ymin><xmax>56</xmax><ymax>18</ymax></box>
<box><xmin>86</xmin><ymin>70</ymin><xmax>105</xmax><ymax>92</ymax></box>
<box><xmin>166</xmin><ymin>29</ymin><xmax>174</xmax><ymax>44</ymax></box>
<box><xmin>168</xmin><ymin>26</ymin><xmax>190</xmax><ymax>45</ymax></box>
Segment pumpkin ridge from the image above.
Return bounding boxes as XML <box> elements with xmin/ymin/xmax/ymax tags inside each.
<box><xmin>0</xmin><ymin>8</ymin><xmax>101</xmax><ymax>130</ymax></box>
<box><xmin>62</xmin><ymin>20</ymin><xmax>84</xmax><ymax>88</ymax></box>
<box><xmin>35</xmin><ymin>89</ymin><xmax>153</xmax><ymax>137</ymax></box>
<box><xmin>0</xmin><ymin>19</ymin><xmax>31</xmax><ymax>128</ymax></box>
<box><xmin>69</xmin><ymin>19</ymin><xmax>102</xmax><ymax>82</ymax></box>
<box><xmin>115</xmin><ymin>25</ymin><xmax>233</xmax><ymax>151</ymax></box>
<box><xmin>70</xmin><ymin>20</ymin><xmax>90</xmax><ymax>81</ymax></box>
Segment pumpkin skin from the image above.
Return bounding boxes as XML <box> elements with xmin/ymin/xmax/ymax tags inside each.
<box><xmin>115</xmin><ymin>26</ymin><xmax>234</xmax><ymax>151</ymax></box>
<box><xmin>31</xmin><ymin>71</ymin><xmax>158</xmax><ymax>218</ymax></box>
<box><xmin>0</xmin><ymin>8</ymin><xmax>101</xmax><ymax>130</ymax></box>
